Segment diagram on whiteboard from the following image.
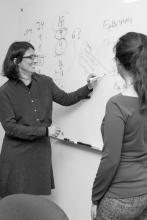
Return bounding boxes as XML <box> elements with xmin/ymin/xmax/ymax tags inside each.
<box><xmin>19</xmin><ymin>0</ymin><xmax>147</xmax><ymax>149</ymax></box>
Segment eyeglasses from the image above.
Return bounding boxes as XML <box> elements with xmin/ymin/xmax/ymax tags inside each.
<box><xmin>22</xmin><ymin>55</ymin><xmax>38</xmax><ymax>60</ymax></box>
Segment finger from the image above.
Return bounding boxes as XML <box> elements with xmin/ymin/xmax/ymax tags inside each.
<box><xmin>55</xmin><ymin>129</ymin><xmax>62</xmax><ymax>137</ymax></box>
<box><xmin>91</xmin><ymin>212</ymin><xmax>94</xmax><ymax>219</ymax></box>
<box><xmin>91</xmin><ymin>208</ymin><xmax>94</xmax><ymax>219</ymax></box>
<box><xmin>87</xmin><ymin>74</ymin><xmax>95</xmax><ymax>82</ymax></box>
<box><xmin>89</xmin><ymin>76</ymin><xmax>98</xmax><ymax>83</ymax></box>
<box><xmin>57</xmin><ymin>131</ymin><xmax>61</xmax><ymax>136</ymax></box>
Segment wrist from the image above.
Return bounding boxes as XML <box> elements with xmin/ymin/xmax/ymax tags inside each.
<box><xmin>87</xmin><ymin>85</ymin><xmax>93</xmax><ymax>91</ymax></box>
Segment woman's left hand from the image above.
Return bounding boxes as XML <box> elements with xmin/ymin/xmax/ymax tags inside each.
<box><xmin>48</xmin><ymin>125</ymin><xmax>62</xmax><ymax>138</ymax></box>
<box><xmin>91</xmin><ymin>203</ymin><xmax>97</xmax><ymax>219</ymax></box>
<box><xmin>87</xmin><ymin>74</ymin><xmax>98</xmax><ymax>90</ymax></box>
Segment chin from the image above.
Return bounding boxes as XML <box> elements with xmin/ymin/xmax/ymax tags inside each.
<box><xmin>30</xmin><ymin>67</ymin><xmax>35</xmax><ymax>73</ymax></box>
<box><xmin>28</xmin><ymin>71</ymin><xmax>34</xmax><ymax>76</ymax></box>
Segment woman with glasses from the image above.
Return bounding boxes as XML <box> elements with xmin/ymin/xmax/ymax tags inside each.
<box><xmin>0</xmin><ymin>41</ymin><xmax>97</xmax><ymax>198</ymax></box>
<box><xmin>91</xmin><ymin>32</ymin><xmax>147</xmax><ymax>220</ymax></box>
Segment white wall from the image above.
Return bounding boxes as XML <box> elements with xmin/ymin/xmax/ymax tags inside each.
<box><xmin>0</xmin><ymin>1</ymin><xmax>102</xmax><ymax>220</ymax></box>
<box><xmin>0</xmin><ymin>0</ymin><xmax>20</xmax><ymax>149</ymax></box>
<box><xmin>0</xmin><ymin>0</ymin><xmax>20</xmax><ymax>67</ymax></box>
<box><xmin>50</xmin><ymin>139</ymin><xmax>101</xmax><ymax>220</ymax></box>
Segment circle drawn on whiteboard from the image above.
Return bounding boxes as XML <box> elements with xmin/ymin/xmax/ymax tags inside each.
<box><xmin>55</xmin><ymin>28</ymin><xmax>68</xmax><ymax>40</ymax></box>
<box><xmin>55</xmin><ymin>39</ymin><xmax>67</xmax><ymax>56</ymax></box>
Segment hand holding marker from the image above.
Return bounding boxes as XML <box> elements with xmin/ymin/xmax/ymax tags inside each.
<box><xmin>89</xmin><ymin>73</ymin><xmax>106</xmax><ymax>82</ymax></box>
<box><xmin>87</xmin><ymin>73</ymin><xmax>105</xmax><ymax>90</ymax></box>
<box><xmin>53</xmin><ymin>74</ymin><xmax>105</xmax><ymax>150</ymax></box>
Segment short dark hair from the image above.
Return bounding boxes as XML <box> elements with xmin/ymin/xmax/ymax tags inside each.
<box><xmin>2</xmin><ymin>41</ymin><xmax>35</xmax><ymax>80</ymax></box>
<box><xmin>114</xmin><ymin>32</ymin><xmax>147</xmax><ymax>112</ymax></box>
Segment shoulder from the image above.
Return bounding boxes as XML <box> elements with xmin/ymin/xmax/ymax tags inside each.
<box><xmin>107</xmin><ymin>93</ymin><xmax>139</xmax><ymax>108</ymax></box>
<box><xmin>0</xmin><ymin>80</ymin><xmax>10</xmax><ymax>94</ymax></box>
<box><xmin>107</xmin><ymin>93</ymin><xmax>122</xmax><ymax>106</ymax></box>
<box><xmin>106</xmin><ymin>94</ymin><xmax>127</xmax><ymax>117</ymax></box>
<box><xmin>33</xmin><ymin>73</ymin><xmax>53</xmax><ymax>82</ymax></box>
<box><xmin>32</xmin><ymin>73</ymin><xmax>56</xmax><ymax>89</ymax></box>
<box><xmin>106</xmin><ymin>93</ymin><xmax>139</xmax><ymax>120</ymax></box>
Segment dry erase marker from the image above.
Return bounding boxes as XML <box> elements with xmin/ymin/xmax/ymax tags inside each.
<box><xmin>98</xmin><ymin>73</ymin><xmax>107</xmax><ymax>78</ymax></box>
<box><xmin>89</xmin><ymin>76</ymin><xmax>98</xmax><ymax>82</ymax></box>
<box><xmin>77</xmin><ymin>141</ymin><xmax>92</xmax><ymax>147</ymax></box>
<box><xmin>64</xmin><ymin>138</ymin><xmax>77</xmax><ymax>144</ymax></box>
<box><xmin>89</xmin><ymin>74</ymin><xmax>105</xmax><ymax>82</ymax></box>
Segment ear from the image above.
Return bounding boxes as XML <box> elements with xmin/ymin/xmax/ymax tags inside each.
<box><xmin>116</xmin><ymin>59</ymin><xmax>124</xmax><ymax>70</ymax></box>
<box><xmin>115</xmin><ymin>58</ymin><xmax>120</xmax><ymax>66</ymax></box>
<box><xmin>13</xmin><ymin>58</ymin><xmax>17</xmax><ymax>64</ymax></box>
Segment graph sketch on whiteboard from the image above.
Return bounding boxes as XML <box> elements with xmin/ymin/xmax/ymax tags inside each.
<box><xmin>79</xmin><ymin>41</ymin><xmax>124</xmax><ymax>91</ymax></box>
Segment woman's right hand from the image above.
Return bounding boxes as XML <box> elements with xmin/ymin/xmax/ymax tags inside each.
<box><xmin>48</xmin><ymin>125</ymin><xmax>62</xmax><ymax>138</ymax></box>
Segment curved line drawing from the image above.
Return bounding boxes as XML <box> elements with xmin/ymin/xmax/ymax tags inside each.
<box><xmin>55</xmin><ymin>39</ymin><xmax>67</xmax><ymax>56</ymax></box>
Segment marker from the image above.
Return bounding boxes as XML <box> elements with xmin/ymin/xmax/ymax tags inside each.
<box><xmin>62</xmin><ymin>138</ymin><xmax>100</xmax><ymax>150</ymax></box>
<box><xmin>64</xmin><ymin>138</ymin><xmax>70</xmax><ymax>141</ymax></box>
<box><xmin>64</xmin><ymin>138</ymin><xmax>77</xmax><ymax>144</ymax></box>
<box><xmin>89</xmin><ymin>76</ymin><xmax>98</xmax><ymax>83</ymax></box>
<box><xmin>89</xmin><ymin>74</ymin><xmax>106</xmax><ymax>82</ymax></box>
<box><xmin>63</xmin><ymin>138</ymin><xmax>92</xmax><ymax>147</ymax></box>
<box><xmin>77</xmin><ymin>141</ymin><xmax>92</xmax><ymax>148</ymax></box>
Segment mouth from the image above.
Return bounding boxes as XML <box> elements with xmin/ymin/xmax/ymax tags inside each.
<box><xmin>31</xmin><ymin>62</ymin><xmax>36</xmax><ymax>67</ymax></box>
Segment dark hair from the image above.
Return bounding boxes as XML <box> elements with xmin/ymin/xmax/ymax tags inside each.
<box><xmin>2</xmin><ymin>41</ymin><xmax>35</xmax><ymax>80</ymax></box>
<box><xmin>114</xmin><ymin>32</ymin><xmax>147</xmax><ymax>112</ymax></box>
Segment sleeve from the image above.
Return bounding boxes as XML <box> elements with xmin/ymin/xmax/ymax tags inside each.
<box><xmin>92</xmin><ymin>99</ymin><xmax>125</xmax><ymax>205</ymax></box>
<box><xmin>0</xmin><ymin>91</ymin><xmax>46</xmax><ymax>140</ymax></box>
<box><xmin>50</xmin><ymin>78</ymin><xmax>93</xmax><ymax>106</ymax></box>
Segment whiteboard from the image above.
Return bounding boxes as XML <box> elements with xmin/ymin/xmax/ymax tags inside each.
<box><xmin>19</xmin><ymin>0</ymin><xmax>147</xmax><ymax>150</ymax></box>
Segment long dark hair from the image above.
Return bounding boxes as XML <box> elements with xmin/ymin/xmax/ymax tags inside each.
<box><xmin>114</xmin><ymin>32</ymin><xmax>147</xmax><ymax>112</ymax></box>
<box><xmin>2</xmin><ymin>41</ymin><xmax>35</xmax><ymax>80</ymax></box>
